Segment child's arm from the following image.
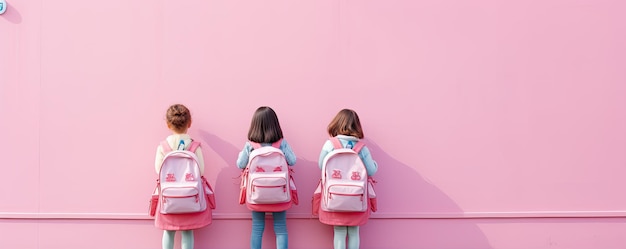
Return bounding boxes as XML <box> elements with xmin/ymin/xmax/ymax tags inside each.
<box><xmin>236</xmin><ymin>142</ymin><xmax>253</xmax><ymax>169</ymax></box>
<box><xmin>194</xmin><ymin>147</ymin><xmax>205</xmax><ymax>175</ymax></box>
<box><xmin>318</xmin><ymin>140</ymin><xmax>334</xmax><ymax>169</ymax></box>
<box><xmin>280</xmin><ymin>140</ymin><xmax>297</xmax><ymax>166</ymax></box>
<box><xmin>155</xmin><ymin>145</ymin><xmax>164</xmax><ymax>174</ymax></box>
<box><xmin>359</xmin><ymin>146</ymin><xmax>378</xmax><ymax>176</ymax></box>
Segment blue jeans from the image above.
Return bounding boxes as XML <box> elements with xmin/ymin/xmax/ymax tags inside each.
<box><xmin>251</xmin><ymin>211</ymin><xmax>288</xmax><ymax>249</ymax></box>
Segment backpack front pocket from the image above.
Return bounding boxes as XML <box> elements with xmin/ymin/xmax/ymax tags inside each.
<box><xmin>250</xmin><ymin>176</ymin><xmax>289</xmax><ymax>204</ymax></box>
<box><xmin>161</xmin><ymin>186</ymin><xmax>202</xmax><ymax>214</ymax></box>
<box><xmin>324</xmin><ymin>183</ymin><xmax>366</xmax><ymax>212</ymax></box>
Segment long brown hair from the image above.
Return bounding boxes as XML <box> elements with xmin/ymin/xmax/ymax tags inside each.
<box><xmin>327</xmin><ymin>109</ymin><xmax>364</xmax><ymax>138</ymax></box>
<box><xmin>247</xmin><ymin>106</ymin><xmax>284</xmax><ymax>143</ymax></box>
<box><xmin>166</xmin><ymin>104</ymin><xmax>191</xmax><ymax>133</ymax></box>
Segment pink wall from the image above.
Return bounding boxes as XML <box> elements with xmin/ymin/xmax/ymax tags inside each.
<box><xmin>2</xmin><ymin>0</ymin><xmax>626</xmax><ymax>248</ymax></box>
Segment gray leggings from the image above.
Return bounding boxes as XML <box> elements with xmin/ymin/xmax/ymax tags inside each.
<box><xmin>334</xmin><ymin>226</ymin><xmax>360</xmax><ymax>249</ymax></box>
<box><xmin>162</xmin><ymin>230</ymin><xmax>194</xmax><ymax>249</ymax></box>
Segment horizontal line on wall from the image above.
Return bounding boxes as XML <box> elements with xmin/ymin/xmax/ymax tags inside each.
<box><xmin>374</xmin><ymin>211</ymin><xmax>626</xmax><ymax>219</ymax></box>
<box><xmin>1</xmin><ymin>211</ymin><xmax>625</xmax><ymax>220</ymax></box>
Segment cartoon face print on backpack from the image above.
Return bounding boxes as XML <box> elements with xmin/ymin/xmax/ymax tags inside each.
<box><xmin>332</xmin><ymin>170</ymin><xmax>342</xmax><ymax>179</ymax></box>
<box><xmin>351</xmin><ymin>171</ymin><xmax>361</xmax><ymax>180</ymax></box>
<box><xmin>185</xmin><ymin>173</ymin><xmax>195</xmax><ymax>181</ymax></box>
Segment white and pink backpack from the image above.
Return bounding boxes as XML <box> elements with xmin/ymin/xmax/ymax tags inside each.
<box><xmin>320</xmin><ymin>137</ymin><xmax>370</xmax><ymax>212</ymax></box>
<box><xmin>157</xmin><ymin>140</ymin><xmax>210</xmax><ymax>214</ymax></box>
<box><xmin>239</xmin><ymin>140</ymin><xmax>297</xmax><ymax>212</ymax></box>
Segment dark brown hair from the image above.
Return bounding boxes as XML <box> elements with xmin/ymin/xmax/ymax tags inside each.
<box><xmin>247</xmin><ymin>106</ymin><xmax>284</xmax><ymax>143</ymax></box>
<box><xmin>166</xmin><ymin>104</ymin><xmax>192</xmax><ymax>133</ymax></box>
<box><xmin>327</xmin><ymin>109</ymin><xmax>364</xmax><ymax>139</ymax></box>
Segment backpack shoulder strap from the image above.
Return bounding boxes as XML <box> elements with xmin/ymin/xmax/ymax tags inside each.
<box><xmin>352</xmin><ymin>141</ymin><xmax>365</xmax><ymax>153</ymax></box>
<box><xmin>250</xmin><ymin>139</ymin><xmax>282</xmax><ymax>150</ymax></box>
<box><xmin>331</xmin><ymin>137</ymin><xmax>365</xmax><ymax>153</ymax></box>
<box><xmin>330</xmin><ymin>137</ymin><xmax>343</xmax><ymax>149</ymax></box>
<box><xmin>249</xmin><ymin>141</ymin><xmax>261</xmax><ymax>150</ymax></box>
<box><xmin>188</xmin><ymin>141</ymin><xmax>201</xmax><ymax>152</ymax></box>
<box><xmin>160</xmin><ymin>140</ymin><xmax>172</xmax><ymax>154</ymax></box>
<box><xmin>270</xmin><ymin>139</ymin><xmax>282</xmax><ymax>149</ymax></box>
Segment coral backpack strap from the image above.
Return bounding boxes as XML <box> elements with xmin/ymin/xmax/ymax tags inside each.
<box><xmin>160</xmin><ymin>140</ymin><xmax>172</xmax><ymax>154</ymax></box>
<box><xmin>188</xmin><ymin>141</ymin><xmax>201</xmax><ymax>152</ymax></box>
<box><xmin>271</xmin><ymin>139</ymin><xmax>282</xmax><ymax>149</ymax></box>
<box><xmin>330</xmin><ymin>137</ymin><xmax>343</xmax><ymax>149</ymax></box>
<box><xmin>249</xmin><ymin>141</ymin><xmax>262</xmax><ymax>150</ymax></box>
<box><xmin>331</xmin><ymin>137</ymin><xmax>365</xmax><ymax>152</ymax></box>
<box><xmin>352</xmin><ymin>141</ymin><xmax>365</xmax><ymax>153</ymax></box>
<box><xmin>249</xmin><ymin>139</ymin><xmax>281</xmax><ymax>150</ymax></box>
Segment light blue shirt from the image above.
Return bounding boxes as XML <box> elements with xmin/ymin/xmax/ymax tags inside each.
<box><xmin>236</xmin><ymin>139</ymin><xmax>297</xmax><ymax>169</ymax></box>
<box><xmin>318</xmin><ymin>135</ymin><xmax>378</xmax><ymax>176</ymax></box>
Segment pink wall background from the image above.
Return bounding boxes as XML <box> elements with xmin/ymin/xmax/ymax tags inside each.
<box><xmin>2</xmin><ymin>0</ymin><xmax>626</xmax><ymax>248</ymax></box>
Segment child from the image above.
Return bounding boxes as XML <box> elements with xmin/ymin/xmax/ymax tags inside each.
<box><xmin>237</xmin><ymin>106</ymin><xmax>297</xmax><ymax>249</ymax></box>
<box><xmin>154</xmin><ymin>104</ymin><xmax>211</xmax><ymax>249</ymax></box>
<box><xmin>318</xmin><ymin>109</ymin><xmax>378</xmax><ymax>249</ymax></box>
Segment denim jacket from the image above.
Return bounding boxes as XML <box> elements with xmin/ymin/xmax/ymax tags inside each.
<box><xmin>318</xmin><ymin>135</ymin><xmax>378</xmax><ymax>176</ymax></box>
<box><xmin>236</xmin><ymin>139</ymin><xmax>297</xmax><ymax>169</ymax></box>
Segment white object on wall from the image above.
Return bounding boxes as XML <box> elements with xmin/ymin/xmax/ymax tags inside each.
<box><xmin>0</xmin><ymin>0</ymin><xmax>6</xmax><ymax>15</ymax></box>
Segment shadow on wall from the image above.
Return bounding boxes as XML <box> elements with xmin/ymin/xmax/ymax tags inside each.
<box><xmin>195</xmin><ymin>131</ymin><xmax>249</xmax><ymax>215</ymax></box>
<box><xmin>195</xmin><ymin>131</ymin><xmax>335</xmax><ymax>249</ymax></box>
<box><xmin>287</xmin><ymin>155</ymin><xmax>338</xmax><ymax>249</ymax></box>
<box><xmin>194</xmin><ymin>131</ymin><xmax>251</xmax><ymax>249</ymax></box>
<box><xmin>362</xmin><ymin>139</ymin><xmax>493</xmax><ymax>249</ymax></box>
<box><xmin>192</xmin><ymin>131</ymin><xmax>492</xmax><ymax>249</ymax></box>
<box><xmin>1</xmin><ymin>2</ymin><xmax>22</xmax><ymax>24</ymax></box>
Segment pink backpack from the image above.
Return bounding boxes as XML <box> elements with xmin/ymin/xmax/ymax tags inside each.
<box><xmin>157</xmin><ymin>140</ymin><xmax>209</xmax><ymax>214</ymax></box>
<box><xmin>320</xmin><ymin>138</ymin><xmax>370</xmax><ymax>212</ymax></box>
<box><xmin>239</xmin><ymin>140</ymin><xmax>297</xmax><ymax>212</ymax></box>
